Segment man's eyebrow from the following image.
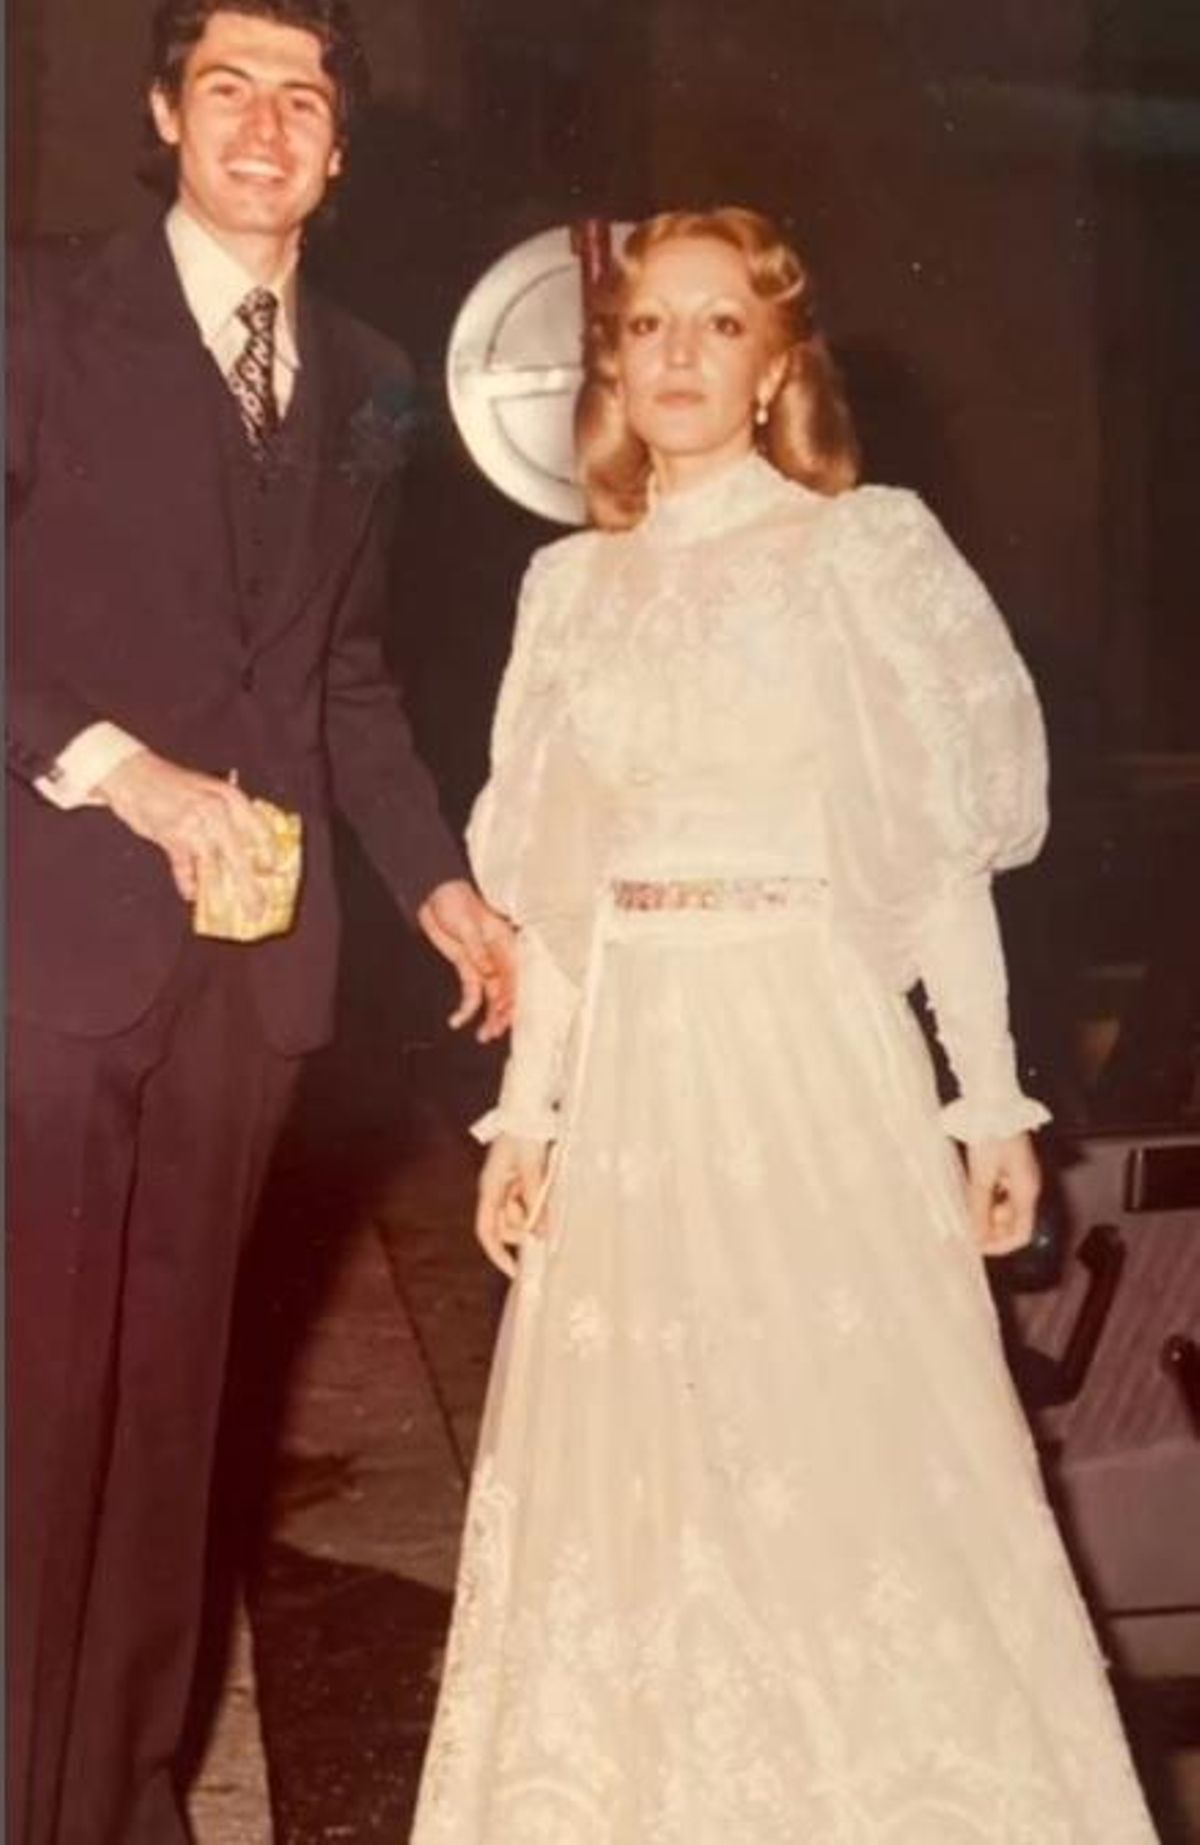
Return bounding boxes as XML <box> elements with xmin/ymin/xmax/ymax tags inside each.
<box><xmin>193</xmin><ymin>59</ymin><xmax>333</xmax><ymax>97</ymax></box>
<box><xmin>193</xmin><ymin>59</ymin><xmax>251</xmax><ymax>81</ymax></box>
<box><xmin>280</xmin><ymin>77</ymin><xmax>335</xmax><ymax>99</ymax></box>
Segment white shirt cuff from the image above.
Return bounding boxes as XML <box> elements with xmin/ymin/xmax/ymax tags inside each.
<box><xmin>35</xmin><ymin>723</ymin><xmax>146</xmax><ymax>810</ymax></box>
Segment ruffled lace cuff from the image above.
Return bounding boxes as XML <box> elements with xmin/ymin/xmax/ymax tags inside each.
<box><xmin>470</xmin><ymin>1104</ymin><xmax>560</xmax><ymax>1147</ymax></box>
<box><xmin>939</xmin><ymin>1092</ymin><xmax>1051</xmax><ymax>1146</ymax></box>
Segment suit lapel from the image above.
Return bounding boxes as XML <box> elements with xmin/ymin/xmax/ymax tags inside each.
<box><xmin>67</xmin><ymin>225</ymin><xmax>242</xmax><ymax>646</ymax></box>
<box><xmin>61</xmin><ymin>225</ymin><xmax>379</xmax><ymax>656</ymax></box>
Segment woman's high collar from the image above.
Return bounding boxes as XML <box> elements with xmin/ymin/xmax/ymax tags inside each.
<box><xmin>638</xmin><ymin>450</ymin><xmax>798</xmax><ymax>545</ymax></box>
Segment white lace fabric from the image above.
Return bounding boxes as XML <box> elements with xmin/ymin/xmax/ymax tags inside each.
<box><xmin>412</xmin><ymin>458</ymin><xmax>1156</xmax><ymax>1842</ymax></box>
<box><xmin>467</xmin><ymin>454</ymin><xmax>1049</xmax><ymax>1147</ymax></box>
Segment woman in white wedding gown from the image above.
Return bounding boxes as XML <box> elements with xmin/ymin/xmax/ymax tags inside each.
<box><xmin>411</xmin><ymin>208</ymin><xmax>1157</xmax><ymax>1843</ymax></box>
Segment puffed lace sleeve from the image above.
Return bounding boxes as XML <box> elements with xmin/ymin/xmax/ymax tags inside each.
<box><xmin>817</xmin><ymin>487</ymin><xmax>1050</xmax><ymax>1144</ymax></box>
<box><xmin>466</xmin><ymin>533</ymin><xmax>609</xmax><ymax>1144</ymax></box>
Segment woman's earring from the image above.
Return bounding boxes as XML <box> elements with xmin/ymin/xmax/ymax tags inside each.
<box><xmin>754</xmin><ymin>396</ymin><xmax>770</xmax><ymax>428</ymax></box>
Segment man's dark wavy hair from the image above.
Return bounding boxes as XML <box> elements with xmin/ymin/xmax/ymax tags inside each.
<box><xmin>142</xmin><ymin>0</ymin><xmax>370</xmax><ymax>189</ymax></box>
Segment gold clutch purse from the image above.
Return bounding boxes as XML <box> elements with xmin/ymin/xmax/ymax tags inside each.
<box><xmin>192</xmin><ymin>799</ymin><xmax>304</xmax><ymax>943</ymax></box>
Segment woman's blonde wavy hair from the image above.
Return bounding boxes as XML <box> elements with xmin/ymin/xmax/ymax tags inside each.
<box><xmin>575</xmin><ymin>206</ymin><xmax>860</xmax><ymax>530</ymax></box>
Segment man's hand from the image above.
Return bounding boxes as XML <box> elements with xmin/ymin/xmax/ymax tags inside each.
<box><xmin>97</xmin><ymin>749</ymin><xmax>276</xmax><ymax>920</ymax></box>
<box><xmin>418</xmin><ymin>879</ymin><xmax>515</xmax><ymax>1042</ymax></box>
<box><xmin>966</xmin><ymin>1132</ymin><xmax>1041</xmax><ymax>1257</ymax></box>
<box><xmin>476</xmin><ymin>1133</ymin><xmax>551</xmax><ymax>1277</ymax></box>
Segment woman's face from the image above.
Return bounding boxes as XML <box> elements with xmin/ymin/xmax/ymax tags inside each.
<box><xmin>616</xmin><ymin>235</ymin><xmax>785</xmax><ymax>490</ymax></box>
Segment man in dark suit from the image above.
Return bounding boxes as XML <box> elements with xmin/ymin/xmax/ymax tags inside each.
<box><xmin>6</xmin><ymin>4</ymin><xmax>513</xmax><ymax>1839</ymax></box>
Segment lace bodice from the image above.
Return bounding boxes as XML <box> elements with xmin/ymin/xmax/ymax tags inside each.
<box><xmin>468</xmin><ymin>454</ymin><xmax>1049</xmax><ymax>1144</ymax></box>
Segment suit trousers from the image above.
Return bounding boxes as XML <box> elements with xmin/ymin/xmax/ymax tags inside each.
<box><xmin>6</xmin><ymin>936</ymin><xmax>301</xmax><ymax>1845</ymax></box>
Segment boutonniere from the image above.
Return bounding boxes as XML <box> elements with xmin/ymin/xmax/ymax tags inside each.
<box><xmin>341</xmin><ymin>373</ymin><xmax>424</xmax><ymax>485</ymax></box>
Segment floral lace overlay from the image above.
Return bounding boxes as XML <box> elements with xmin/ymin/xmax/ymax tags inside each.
<box><xmin>417</xmin><ymin>460</ymin><xmax>1153</xmax><ymax>1841</ymax></box>
<box><xmin>467</xmin><ymin>458</ymin><xmax>1049</xmax><ymax>1147</ymax></box>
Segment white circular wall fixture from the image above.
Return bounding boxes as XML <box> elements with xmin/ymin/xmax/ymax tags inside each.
<box><xmin>445</xmin><ymin>223</ymin><xmax>632</xmax><ymax>526</ymax></box>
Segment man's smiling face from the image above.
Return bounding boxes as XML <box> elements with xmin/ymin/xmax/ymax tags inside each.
<box><xmin>150</xmin><ymin>9</ymin><xmax>342</xmax><ymax>261</ymax></box>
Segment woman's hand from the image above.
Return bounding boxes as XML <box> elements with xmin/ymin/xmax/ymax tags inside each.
<box><xmin>475</xmin><ymin>1135</ymin><xmax>552</xmax><ymax>1278</ymax></box>
<box><xmin>965</xmin><ymin>1132</ymin><xmax>1041</xmax><ymax>1256</ymax></box>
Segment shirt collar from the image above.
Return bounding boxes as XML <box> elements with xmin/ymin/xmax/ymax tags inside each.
<box><xmin>165</xmin><ymin>202</ymin><xmax>300</xmax><ymax>373</ymax></box>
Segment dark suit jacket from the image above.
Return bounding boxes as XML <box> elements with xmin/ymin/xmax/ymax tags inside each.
<box><xmin>6</xmin><ymin>220</ymin><xmax>465</xmax><ymax>1054</ymax></box>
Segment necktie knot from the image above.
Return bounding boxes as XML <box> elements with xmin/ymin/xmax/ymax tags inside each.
<box><xmin>237</xmin><ymin>287</ymin><xmax>278</xmax><ymax>339</ymax></box>
<box><xmin>229</xmin><ymin>288</ymin><xmax>280</xmax><ymax>449</ymax></box>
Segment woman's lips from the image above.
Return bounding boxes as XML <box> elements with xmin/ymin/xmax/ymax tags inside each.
<box><xmin>654</xmin><ymin>388</ymin><xmax>705</xmax><ymax>405</ymax></box>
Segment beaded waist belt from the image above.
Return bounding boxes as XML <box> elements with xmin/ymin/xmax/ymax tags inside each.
<box><xmin>611</xmin><ymin>876</ymin><xmax>814</xmax><ymax>913</ymax></box>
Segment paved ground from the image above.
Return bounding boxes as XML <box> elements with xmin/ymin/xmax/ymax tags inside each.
<box><xmin>180</xmin><ymin>1012</ymin><xmax>1200</xmax><ymax>1844</ymax></box>
<box><xmin>184</xmin><ymin>1006</ymin><xmax>498</xmax><ymax>1842</ymax></box>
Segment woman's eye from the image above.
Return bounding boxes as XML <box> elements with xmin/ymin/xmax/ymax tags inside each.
<box><xmin>625</xmin><ymin>313</ymin><xmax>661</xmax><ymax>337</ymax></box>
<box><xmin>711</xmin><ymin>313</ymin><xmax>746</xmax><ymax>337</ymax></box>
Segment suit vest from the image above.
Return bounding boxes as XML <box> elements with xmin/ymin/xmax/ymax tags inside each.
<box><xmin>212</xmin><ymin>358</ymin><xmax>318</xmax><ymax>644</ymax></box>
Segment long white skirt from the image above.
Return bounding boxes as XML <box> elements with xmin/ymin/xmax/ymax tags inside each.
<box><xmin>412</xmin><ymin>904</ymin><xmax>1157</xmax><ymax>1843</ymax></box>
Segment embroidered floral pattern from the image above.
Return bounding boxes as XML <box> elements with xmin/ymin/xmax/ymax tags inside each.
<box><xmin>416</xmin><ymin>458</ymin><xmax>1153</xmax><ymax>1843</ymax></box>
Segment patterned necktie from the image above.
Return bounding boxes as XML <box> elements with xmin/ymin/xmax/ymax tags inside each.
<box><xmin>228</xmin><ymin>287</ymin><xmax>280</xmax><ymax>450</ymax></box>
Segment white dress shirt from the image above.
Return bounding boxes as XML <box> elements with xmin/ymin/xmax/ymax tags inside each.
<box><xmin>36</xmin><ymin>205</ymin><xmax>301</xmax><ymax>810</ymax></box>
